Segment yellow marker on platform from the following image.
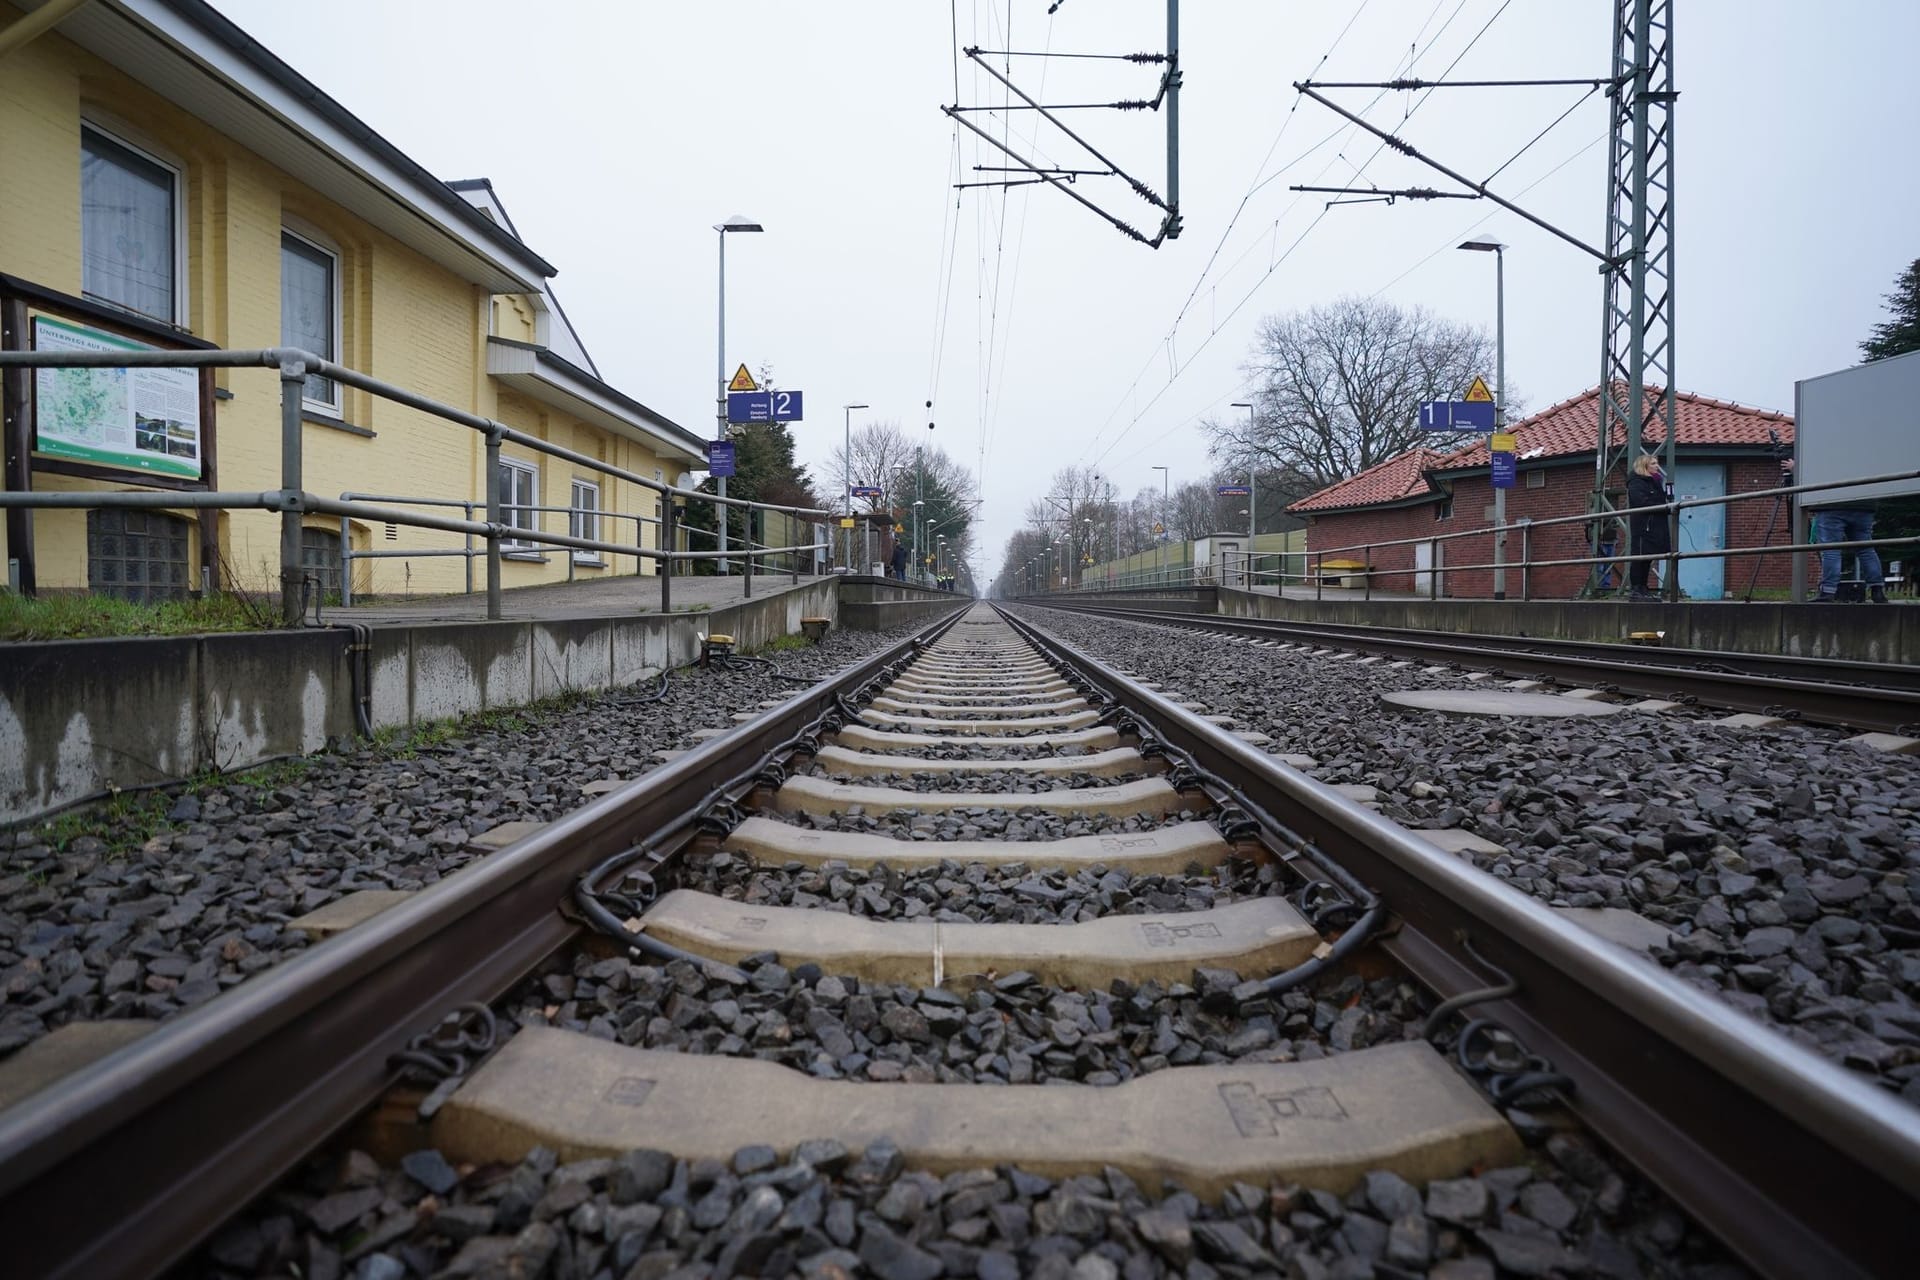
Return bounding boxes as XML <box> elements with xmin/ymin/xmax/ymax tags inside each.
<box><xmin>1490</xmin><ymin>432</ymin><xmax>1516</xmax><ymax>452</ymax></box>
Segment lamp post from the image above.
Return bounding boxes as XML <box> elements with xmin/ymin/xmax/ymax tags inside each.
<box><xmin>1459</xmin><ymin>235</ymin><xmax>1507</xmax><ymax>598</ymax></box>
<box><xmin>842</xmin><ymin>402</ymin><xmax>868</xmax><ymax>572</ymax></box>
<box><xmin>1230</xmin><ymin>402</ymin><xmax>1257</xmax><ymax>589</ymax></box>
<box><xmin>1151</xmin><ymin>464</ymin><xmax>1169</xmax><ymax>585</ymax></box>
<box><xmin>714</xmin><ymin>216</ymin><xmax>763</xmax><ymax>576</ymax></box>
<box><xmin>912</xmin><ymin>499</ymin><xmax>924</xmax><ymax>584</ymax></box>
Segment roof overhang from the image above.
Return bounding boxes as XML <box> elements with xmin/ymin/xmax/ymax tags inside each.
<box><xmin>28</xmin><ymin>0</ymin><xmax>554</xmax><ymax>293</ymax></box>
<box><xmin>487</xmin><ymin>339</ymin><xmax>707</xmax><ymax>466</ymax></box>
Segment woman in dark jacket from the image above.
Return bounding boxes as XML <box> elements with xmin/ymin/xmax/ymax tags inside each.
<box><xmin>1625</xmin><ymin>453</ymin><xmax>1671</xmax><ymax>599</ymax></box>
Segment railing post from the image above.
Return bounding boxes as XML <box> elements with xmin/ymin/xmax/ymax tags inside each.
<box><xmin>484</xmin><ymin>427</ymin><xmax>503</xmax><ymax>621</ymax></box>
<box><xmin>1429</xmin><ymin>539</ymin><xmax>1440</xmax><ymax>600</ymax></box>
<box><xmin>338</xmin><ymin>514</ymin><xmax>352</xmax><ymax>609</ymax></box>
<box><xmin>1314</xmin><ymin>550</ymin><xmax>1324</xmax><ymax>601</ymax></box>
<box><xmin>660</xmin><ymin>499</ymin><xmax>674</xmax><ymax>615</ymax></box>
<box><xmin>743</xmin><ymin>536</ymin><xmax>753</xmax><ymax>598</ymax></box>
<box><xmin>1520</xmin><ymin>522</ymin><xmax>1532</xmax><ymax>601</ymax></box>
<box><xmin>1363</xmin><ymin>544</ymin><xmax>1372</xmax><ymax>601</ymax></box>
<box><xmin>278</xmin><ymin>357</ymin><xmax>307</xmax><ymax>626</ymax></box>
<box><xmin>464</xmin><ymin>501</ymin><xmax>475</xmax><ymax>595</ymax></box>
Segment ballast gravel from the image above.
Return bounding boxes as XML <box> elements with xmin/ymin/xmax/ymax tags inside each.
<box><xmin>1010</xmin><ymin>605</ymin><xmax>1920</xmax><ymax>1103</ymax></box>
<box><xmin>676</xmin><ymin>847</ymin><xmax>1256</xmax><ymax>925</ymax></box>
<box><xmin>503</xmin><ymin>951</ymin><xmax>1424</xmax><ymax>1087</ymax></box>
<box><xmin>194</xmin><ymin>1129</ymin><xmax>1742</xmax><ymax>1280</ymax></box>
<box><xmin>0</xmin><ymin>622</ymin><xmax>930</xmax><ymax>1061</ymax></box>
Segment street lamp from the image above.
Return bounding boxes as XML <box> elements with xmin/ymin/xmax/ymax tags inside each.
<box><xmin>1458</xmin><ymin>235</ymin><xmax>1508</xmax><ymax>598</ymax></box>
<box><xmin>1151</xmin><ymin>465</ymin><xmax>1169</xmax><ymax>585</ymax></box>
<box><xmin>912</xmin><ymin>499</ymin><xmax>925</xmax><ymax>584</ymax></box>
<box><xmin>714</xmin><ymin>215</ymin><xmax>764</xmax><ymax>575</ymax></box>
<box><xmin>842</xmin><ymin>403</ymin><xmax>868</xmax><ymax>571</ymax></box>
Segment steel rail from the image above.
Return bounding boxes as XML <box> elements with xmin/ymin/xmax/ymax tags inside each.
<box><xmin>1031</xmin><ymin>601</ymin><xmax>1920</xmax><ymax>732</ymax></box>
<box><xmin>0</xmin><ymin>604</ymin><xmax>969</xmax><ymax>1280</ymax></box>
<box><xmin>995</xmin><ymin>603</ymin><xmax>1920</xmax><ymax>1280</ymax></box>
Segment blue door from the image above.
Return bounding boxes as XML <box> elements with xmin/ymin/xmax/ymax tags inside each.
<box><xmin>1673</xmin><ymin>462</ymin><xmax>1726</xmax><ymax>599</ymax></box>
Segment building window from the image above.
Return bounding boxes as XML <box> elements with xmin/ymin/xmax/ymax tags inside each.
<box><xmin>299</xmin><ymin>526</ymin><xmax>340</xmax><ymax>598</ymax></box>
<box><xmin>1434</xmin><ymin>495</ymin><xmax>1454</xmax><ymax>521</ymax></box>
<box><xmin>570</xmin><ymin>478</ymin><xmax>601</xmax><ymax>563</ymax></box>
<box><xmin>498</xmin><ymin>459</ymin><xmax>539</xmax><ymax>548</ymax></box>
<box><xmin>88</xmin><ymin>509</ymin><xmax>189</xmax><ymax>602</ymax></box>
<box><xmin>81</xmin><ymin>126</ymin><xmax>181</xmax><ymax>323</ymax></box>
<box><xmin>281</xmin><ymin>231</ymin><xmax>339</xmax><ymax>409</ymax></box>
<box><xmin>1525</xmin><ymin>468</ymin><xmax>1547</xmax><ymax>489</ymax></box>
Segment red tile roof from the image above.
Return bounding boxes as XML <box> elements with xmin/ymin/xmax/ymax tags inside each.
<box><xmin>1288</xmin><ymin>386</ymin><xmax>1794</xmax><ymax>513</ymax></box>
<box><xmin>1434</xmin><ymin>384</ymin><xmax>1794</xmax><ymax>471</ymax></box>
<box><xmin>1287</xmin><ymin>447</ymin><xmax>1447</xmax><ymax>513</ymax></box>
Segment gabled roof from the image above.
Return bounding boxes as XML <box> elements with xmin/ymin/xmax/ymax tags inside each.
<box><xmin>449</xmin><ymin>179</ymin><xmax>600</xmax><ymax>376</ymax></box>
<box><xmin>1288</xmin><ymin>386</ymin><xmax>1796</xmax><ymax>513</ymax></box>
<box><xmin>1287</xmin><ymin>448</ymin><xmax>1446</xmax><ymax>514</ymax></box>
<box><xmin>37</xmin><ymin>0</ymin><xmax>555</xmax><ymax>291</ymax></box>
<box><xmin>1435</xmin><ymin>385</ymin><xmax>1794</xmax><ymax>471</ymax></box>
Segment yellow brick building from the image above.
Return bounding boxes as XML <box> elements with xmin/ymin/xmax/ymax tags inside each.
<box><xmin>0</xmin><ymin>0</ymin><xmax>706</xmax><ymax>602</ymax></box>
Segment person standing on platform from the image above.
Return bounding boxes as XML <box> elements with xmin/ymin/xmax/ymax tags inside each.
<box><xmin>890</xmin><ymin>540</ymin><xmax>907</xmax><ymax>580</ymax></box>
<box><xmin>1625</xmin><ymin>453</ymin><xmax>1672</xmax><ymax>601</ymax></box>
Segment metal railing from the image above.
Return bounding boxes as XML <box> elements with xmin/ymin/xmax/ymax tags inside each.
<box><xmin>1023</xmin><ymin>466</ymin><xmax>1920</xmax><ymax>603</ymax></box>
<box><xmin>0</xmin><ymin>346</ymin><xmax>832</xmax><ymax>622</ymax></box>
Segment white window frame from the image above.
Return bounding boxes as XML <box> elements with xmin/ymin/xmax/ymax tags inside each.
<box><xmin>570</xmin><ymin>477</ymin><xmax>602</xmax><ymax>564</ymax></box>
<box><xmin>79</xmin><ymin>119</ymin><xmax>189</xmax><ymax>327</ymax></box>
<box><xmin>1525</xmin><ymin>468</ymin><xmax>1547</xmax><ymax>489</ymax></box>
<box><xmin>498</xmin><ymin>458</ymin><xmax>540</xmax><ymax>550</ymax></box>
<box><xmin>280</xmin><ymin>226</ymin><xmax>342</xmax><ymax>414</ymax></box>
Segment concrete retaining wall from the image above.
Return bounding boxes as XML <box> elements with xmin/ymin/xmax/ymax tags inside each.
<box><xmin>1018</xmin><ymin>587</ymin><xmax>1219</xmax><ymax>615</ymax></box>
<box><xmin>1215</xmin><ymin>588</ymin><xmax>1919</xmax><ymax>665</ymax></box>
<box><xmin>1</xmin><ymin>579</ymin><xmax>842</xmax><ymax>825</ymax></box>
<box><xmin>838</xmin><ymin>577</ymin><xmax>970</xmax><ymax>631</ymax></box>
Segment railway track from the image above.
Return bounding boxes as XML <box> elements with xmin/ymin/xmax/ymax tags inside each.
<box><xmin>3</xmin><ymin>603</ymin><xmax>1916</xmax><ymax>1279</ymax></box>
<box><xmin>1031</xmin><ymin>600</ymin><xmax>1920</xmax><ymax>734</ymax></box>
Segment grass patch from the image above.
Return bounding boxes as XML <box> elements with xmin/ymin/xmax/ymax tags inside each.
<box><xmin>670</xmin><ymin>603</ymin><xmax>712</xmax><ymax>614</ymax></box>
<box><xmin>755</xmin><ymin>632</ymin><xmax>814</xmax><ymax>655</ymax></box>
<box><xmin>21</xmin><ymin>791</ymin><xmax>174</xmax><ymax>855</ymax></box>
<box><xmin>0</xmin><ymin>591</ymin><xmax>278</xmax><ymax>641</ymax></box>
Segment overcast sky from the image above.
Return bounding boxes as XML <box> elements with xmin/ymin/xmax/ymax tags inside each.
<box><xmin>212</xmin><ymin>0</ymin><xmax>1919</xmax><ymax>573</ymax></box>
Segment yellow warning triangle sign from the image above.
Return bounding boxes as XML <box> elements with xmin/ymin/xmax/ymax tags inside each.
<box><xmin>1464</xmin><ymin>375</ymin><xmax>1494</xmax><ymax>403</ymax></box>
<box><xmin>728</xmin><ymin>364</ymin><xmax>758</xmax><ymax>393</ymax></box>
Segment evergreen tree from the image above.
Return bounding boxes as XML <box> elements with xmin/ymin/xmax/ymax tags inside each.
<box><xmin>1861</xmin><ymin>258</ymin><xmax>1920</xmax><ymax>362</ymax></box>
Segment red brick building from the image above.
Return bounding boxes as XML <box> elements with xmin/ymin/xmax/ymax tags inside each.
<box><xmin>1287</xmin><ymin>387</ymin><xmax>1797</xmax><ymax>599</ymax></box>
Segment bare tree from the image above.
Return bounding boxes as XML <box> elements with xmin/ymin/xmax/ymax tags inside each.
<box><xmin>1206</xmin><ymin>297</ymin><xmax>1498</xmax><ymax>498</ymax></box>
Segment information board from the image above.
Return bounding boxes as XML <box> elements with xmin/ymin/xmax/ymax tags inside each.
<box><xmin>32</xmin><ymin>316</ymin><xmax>201</xmax><ymax>479</ymax></box>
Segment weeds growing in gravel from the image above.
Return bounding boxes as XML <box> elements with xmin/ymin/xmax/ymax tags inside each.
<box><xmin>18</xmin><ymin>791</ymin><xmax>174</xmax><ymax>855</ymax></box>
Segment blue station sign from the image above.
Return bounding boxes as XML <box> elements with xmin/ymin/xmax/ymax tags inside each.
<box><xmin>849</xmin><ymin>485</ymin><xmax>884</xmax><ymax>498</ymax></box>
<box><xmin>1216</xmin><ymin>485</ymin><xmax>1251</xmax><ymax>497</ymax></box>
<box><xmin>726</xmin><ymin>389</ymin><xmax>805</xmax><ymax>424</ymax></box>
<box><xmin>1490</xmin><ymin>450</ymin><xmax>1517</xmax><ymax>489</ymax></box>
<box><xmin>706</xmin><ymin>440</ymin><xmax>736</xmax><ymax>478</ymax></box>
<box><xmin>1418</xmin><ymin>400</ymin><xmax>1497</xmax><ymax>432</ymax></box>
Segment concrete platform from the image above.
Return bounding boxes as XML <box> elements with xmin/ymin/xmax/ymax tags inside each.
<box><xmin>288</xmin><ymin>889</ymin><xmax>415</xmax><ymax>940</ymax></box>
<box><xmin>859</xmin><ymin>708</ymin><xmax>1102</xmax><ymax>735</ymax></box>
<box><xmin>773</xmin><ymin>775</ymin><xmax>1185</xmax><ymax>820</ymax></box>
<box><xmin>721</xmin><ymin>816</ymin><xmax>1230</xmax><ymax>873</ymax></box>
<box><xmin>1381</xmin><ymin>690</ymin><xmax>1621</xmax><ymax>719</ymax></box>
<box><xmin>833</xmin><ymin>723</ymin><xmax>1120</xmax><ymax>753</ymax></box>
<box><xmin>436</xmin><ymin>1030</ymin><xmax>1518</xmax><ymax>1197</ymax></box>
<box><xmin>813</xmin><ymin>744</ymin><xmax>1145</xmax><ymax>779</ymax></box>
<box><xmin>870</xmin><ymin>696</ymin><xmax>1089</xmax><ymax>717</ymax></box>
<box><xmin>0</xmin><ymin>1020</ymin><xmax>155</xmax><ymax>1112</ymax></box>
<box><xmin>640</xmin><ymin>890</ymin><xmax>1319</xmax><ymax>988</ymax></box>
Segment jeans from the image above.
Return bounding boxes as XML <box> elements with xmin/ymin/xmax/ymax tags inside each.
<box><xmin>1815</xmin><ymin>509</ymin><xmax>1883</xmax><ymax>596</ymax></box>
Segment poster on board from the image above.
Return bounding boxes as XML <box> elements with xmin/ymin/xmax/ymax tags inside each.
<box><xmin>32</xmin><ymin>315</ymin><xmax>201</xmax><ymax>479</ymax></box>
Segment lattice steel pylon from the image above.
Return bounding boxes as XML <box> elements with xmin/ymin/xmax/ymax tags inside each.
<box><xmin>1591</xmin><ymin>0</ymin><xmax>1677</xmax><ymax>591</ymax></box>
